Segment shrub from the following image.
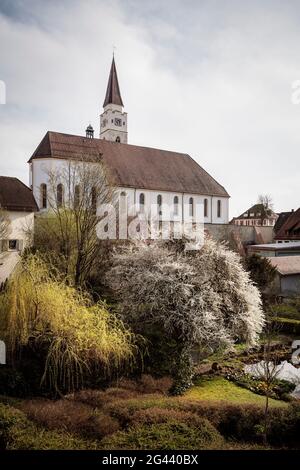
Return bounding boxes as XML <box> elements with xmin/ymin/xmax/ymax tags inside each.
<box><xmin>267</xmin><ymin>403</ymin><xmax>300</xmax><ymax>447</ymax></box>
<box><xmin>115</xmin><ymin>375</ymin><xmax>173</xmax><ymax>395</ymax></box>
<box><xmin>244</xmin><ymin>254</ymin><xmax>277</xmax><ymax>293</ymax></box>
<box><xmin>272</xmin><ymin>317</ymin><xmax>300</xmax><ymax>335</ymax></box>
<box><xmin>271</xmin><ymin>304</ymin><xmax>300</xmax><ymax>320</ymax></box>
<box><xmin>101</xmin><ymin>420</ymin><xmax>223</xmax><ymax>450</ymax></box>
<box><xmin>130</xmin><ymin>407</ymin><xmax>206</xmax><ymax>428</ymax></box>
<box><xmin>20</xmin><ymin>398</ymin><xmax>119</xmax><ymax>439</ymax></box>
<box><xmin>69</xmin><ymin>388</ymin><xmax>140</xmax><ymax>408</ymax></box>
<box><xmin>104</xmin><ymin>397</ymin><xmax>294</xmax><ymax>445</ymax></box>
<box><xmin>106</xmin><ymin>238</ymin><xmax>264</xmax><ymax>391</ymax></box>
<box><xmin>0</xmin><ymin>367</ymin><xmax>28</xmax><ymax>397</ymax></box>
<box><xmin>0</xmin><ymin>403</ymin><xmax>96</xmax><ymax>450</ymax></box>
<box><xmin>0</xmin><ymin>255</ymin><xmax>137</xmax><ymax>393</ymax></box>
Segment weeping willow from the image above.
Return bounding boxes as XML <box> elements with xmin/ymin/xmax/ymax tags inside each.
<box><xmin>0</xmin><ymin>255</ymin><xmax>137</xmax><ymax>392</ymax></box>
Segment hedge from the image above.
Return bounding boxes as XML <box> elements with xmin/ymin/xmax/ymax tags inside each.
<box><xmin>272</xmin><ymin>317</ymin><xmax>300</xmax><ymax>335</ymax></box>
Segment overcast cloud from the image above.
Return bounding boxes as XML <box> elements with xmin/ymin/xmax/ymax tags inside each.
<box><xmin>0</xmin><ymin>0</ymin><xmax>300</xmax><ymax>217</ymax></box>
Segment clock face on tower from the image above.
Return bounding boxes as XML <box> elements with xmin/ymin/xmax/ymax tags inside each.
<box><xmin>115</xmin><ymin>118</ymin><xmax>122</xmax><ymax>127</ymax></box>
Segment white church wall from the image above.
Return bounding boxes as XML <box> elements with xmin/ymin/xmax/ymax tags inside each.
<box><xmin>211</xmin><ymin>196</ymin><xmax>229</xmax><ymax>224</ymax></box>
<box><xmin>31</xmin><ymin>158</ymin><xmax>229</xmax><ymax>225</ymax></box>
<box><xmin>117</xmin><ymin>187</ymin><xmax>229</xmax><ymax>224</ymax></box>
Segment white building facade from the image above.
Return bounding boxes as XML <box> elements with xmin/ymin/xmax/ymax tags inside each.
<box><xmin>0</xmin><ymin>176</ymin><xmax>38</xmax><ymax>284</ymax></box>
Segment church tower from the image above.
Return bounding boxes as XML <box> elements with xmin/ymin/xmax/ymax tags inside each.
<box><xmin>100</xmin><ymin>57</ymin><xmax>128</xmax><ymax>143</ymax></box>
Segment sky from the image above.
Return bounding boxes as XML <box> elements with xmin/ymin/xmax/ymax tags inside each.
<box><xmin>0</xmin><ymin>0</ymin><xmax>300</xmax><ymax>218</ymax></box>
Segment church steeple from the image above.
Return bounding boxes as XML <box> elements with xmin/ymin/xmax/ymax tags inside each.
<box><xmin>100</xmin><ymin>56</ymin><xmax>128</xmax><ymax>144</ymax></box>
<box><xmin>103</xmin><ymin>56</ymin><xmax>124</xmax><ymax>107</ymax></box>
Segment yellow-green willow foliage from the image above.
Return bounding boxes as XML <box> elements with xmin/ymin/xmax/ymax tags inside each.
<box><xmin>0</xmin><ymin>255</ymin><xmax>137</xmax><ymax>392</ymax></box>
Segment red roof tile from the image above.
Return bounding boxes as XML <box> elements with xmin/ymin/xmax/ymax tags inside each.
<box><xmin>29</xmin><ymin>131</ymin><xmax>229</xmax><ymax>197</ymax></box>
<box><xmin>274</xmin><ymin>208</ymin><xmax>300</xmax><ymax>240</ymax></box>
<box><xmin>0</xmin><ymin>176</ymin><xmax>38</xmax><ymax>212</ymax></box>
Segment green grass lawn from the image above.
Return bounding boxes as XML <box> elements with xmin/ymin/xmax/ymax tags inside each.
<box><xmin>184</xmin><ymin>376</ymin><xmax>287</xmax><ymax>407</ymax></box>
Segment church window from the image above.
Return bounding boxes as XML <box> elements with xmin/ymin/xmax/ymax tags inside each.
<box><xmin>174</xmin><ymin>196</ymin><xmax>179</xmax><ymax>216</ymax></box>
<box><xmin>189</xmin><ymin>197</ymin><xmax>194</xmax><ymax>217</ymax></box>
<box><xmin>120</xmin><ymin>191</ymin><xmax>126</xmax><ymax>197</ymax></box>
<box><xmin>139</xmin><ymin>193</ymin><xmax>145</xmax><ymax>212</ymax></box>
<box><xmin>217</xmin><ymin>200</ymin><xmax>222</xmax><ymax>218</ymax></box>
<box><xmin>204</xmin><ymin>198</ymin><xmax>208</xmax><ymax>217</ymax></box>
<box><xmin>116</xmin><ymin>136</ymin><xmax>121</xmax><ymax>143</ymax></box>
<box><xmin>40</xmin><ymin>183</ymin><xmax>47</xmax><ymax>209</ymax></box>
<box><xmin>91</xmin><ymin>187</ymin><xmax>97</xmax><ymax>213</ymax></box>
<box><xmin>56</xmin><ymin>184</ymin><xmax>64</xmax><ymax>208</ymax></box>
<box><xmin>157</xmin><ymin>194</ymin><xmax>162</xmax><ymax>215</ymax></box>
<box><xmin>74</xmin><ymin>185</ymin><xmax>80</xmax><ymax>209</ymax></box>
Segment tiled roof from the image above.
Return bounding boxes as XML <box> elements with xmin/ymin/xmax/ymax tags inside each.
<box><xmin>29</xmin><ymin>131</ymin><xmax>230</xmax><ymax>197</ymax></box>
<box><xmin>274</xmin><ymin>208</ymin><xmax>300</xmax><ymax>241</ymax></box>
<box><xmin>274</xmin><ymin>211</ymin><xmax>293</xmax><ymax>234</ymax></box>
<box><xmin>103</xmin><ymin>57</ymin><xmax>124</xmax><ymax>107</ymax></box>
<box><xmin>267</xmin><ymin>255</ymin><xmax>300</xmax><ymax>276</ymax></box>
<box><xmin>236</xmin><ymin>203</ymin><xmax>277</xmax><ymax>220</ymax></box>
<box><xmin>0</xmin><ymin>176</ymin><xmax>38</xmax><ymax>212</ymax></box>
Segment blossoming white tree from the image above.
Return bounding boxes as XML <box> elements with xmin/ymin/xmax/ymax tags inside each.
<box><xmin>106</xmin><ymin>238</ymin><xmax>264</xmax><ymax>392</ymax></box>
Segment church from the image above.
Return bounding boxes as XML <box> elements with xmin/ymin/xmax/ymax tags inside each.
<box><xmin>28</xmin><ymin>58</ymin><xmax>229</xmax><ymax>228</ymax></box>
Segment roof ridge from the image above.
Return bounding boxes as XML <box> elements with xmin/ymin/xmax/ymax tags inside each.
<box><xmin>38</xmin><ymin>130</ymin><xmax>193</xmax><ymax>157</ymax></box>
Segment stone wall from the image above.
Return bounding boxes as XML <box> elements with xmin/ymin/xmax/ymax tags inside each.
<box><xmin>205</xmin><ymin>224</ymin><xmax>274</xmax><ymax>253</ymax></box>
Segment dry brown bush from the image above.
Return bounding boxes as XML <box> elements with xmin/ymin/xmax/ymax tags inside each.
<box><xmin>68</xmin><ymin>388</ymin><xmax>140</xmax><ymax>408</ymax></box>
<box><xmin>20</xmin><ymin>398</ymin><xmax>119</xmax><ymax>439</ymax></box>
<box><xmin>114</xmin><ymin>375</ymin><xmax>173</xmax><ymax>395</ymax></box>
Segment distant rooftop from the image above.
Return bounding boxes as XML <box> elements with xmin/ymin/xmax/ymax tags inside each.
<box><xmin>267</xmin><ymin>255</ymin><xmax>300</xmax><ymax>275</ymax></box>
<box><xmin>249</xmin><ymin>242</ymin><xmax>300</xmax><ymax>251</ymax></box>
<box><xmin>0</xmin><ymin>176</ymin><xmax>38</xmax><ymax>212</ymax></box>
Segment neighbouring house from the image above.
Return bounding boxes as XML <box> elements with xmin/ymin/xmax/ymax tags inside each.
<box><xmin>274</xmin><ymin>210</ymin><xmax>294</xmax><ymax>234</ymax></box>
<box><xmin>248</xmin><ymin>242</ymin><xmax>300</xmax><ymax>258</ymax></box>
<box><xmin>0</xmin><ymin>176</ymin><xmax>38</xmax><ymax>284</ymax></box>
<box><xmin>274</xmin><ymin>208</ymin><xmax>300</xmax><ymax>243</ymax></box>
<box><xmin>267</xmin><ymin>256</ymin><xmax>300</xmax><ymax>296</ymax></box>
<box><xmin>28</xmin><ymin>57</ymin><xmax>230</xmax><ymax>228</ymax></box>
<box><xmin>231</xmin><ymin>203</ymin><xmax>278</xmax><ymax>227</ymax></box>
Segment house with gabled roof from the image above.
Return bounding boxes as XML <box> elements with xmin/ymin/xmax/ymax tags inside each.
<box><xmin>274</xmin><ymin>208</ymin><xmax>300</xmax><ymax>243</ymax></box>
<box><xmin>231</xmin><ymin>203</ymin><xmax>278</xmax><ymax>227</ymax></box>
<box><xmin>0</xmin><ymin>176</ymin><xmax>38</xmax><ymax>284</ymax></box>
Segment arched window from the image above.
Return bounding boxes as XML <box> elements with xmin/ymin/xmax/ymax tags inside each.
<box><xmin>56</xmin><ymin>184</ymin><xmax>64</xmax><ymax>208</ymax></box>
<box><xmin>91</xmin><ymin>187</ymin><xmax>97</xmax><ymax>213</ymax></box>
<box><xmin>204</xmin><ymin>198</ymin><xmax>208</xmax><ymax>217</ymax></box>
<box><xmin>74</xmin><ymin>185</ymin><xmax>80</xmax><ymax>209</ymax></box>
<box><xmin>173</xmin><ymin>195</ymin><xmax>179</xmax><ymax>216</ymax></box>
<box><xmin>157</xmin><ymin>194</ymin><xmax>162</xmax><ymax>215</ymax></box>
<box><xmin>139</xmin><ymin>193</ymin><xmax>145</xmax><ymax>212</ymax></box>
<box><xmin>40</xmin><ymin>183</ymin><xmax>47</xmax><ymax>209</ymax></box>
<box><xmin>115</xmin><ymin>136</ymin><xmax>121</xmax><ymax>143</ymax></box>
<box><xmin>217</xmin><ymin>200</ymin><xmax>222</xmax><ymax>218</ymax></box>
<box><xmin>189</xmin><ymin>197</ymin><xmax>194</xmax><ymax>217</ymax></box>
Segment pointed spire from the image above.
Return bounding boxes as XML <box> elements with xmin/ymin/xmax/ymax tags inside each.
<box><xmin>103</xmin><ymin>56</ymin><xmax>124</xmax><ymax>108</ymax></box>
